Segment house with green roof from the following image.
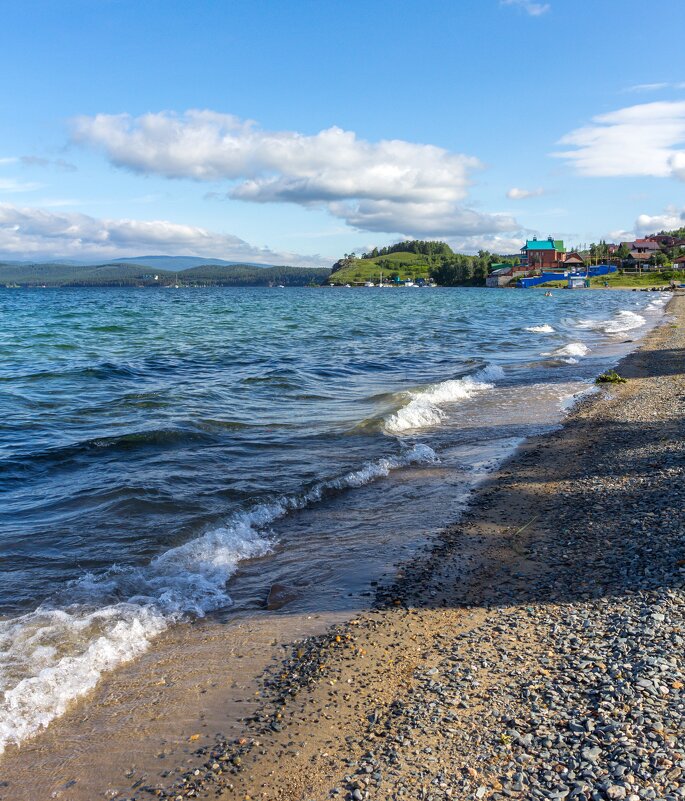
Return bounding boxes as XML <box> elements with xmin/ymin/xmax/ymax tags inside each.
<box><xmin>520</xmin><ymin>236</ymin><xmax>566</xmax><ymax>272</ymax></box>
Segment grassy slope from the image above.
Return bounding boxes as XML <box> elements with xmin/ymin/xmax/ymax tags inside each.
<box><xmin>328</xmin><ymin>252</ymin><xmax>433</xmax><ymax>284</ymax></box>
<box><xmin>539</xmin><ymin>271</ymin><xmax>681</xmax><ymax>289</ymax></box>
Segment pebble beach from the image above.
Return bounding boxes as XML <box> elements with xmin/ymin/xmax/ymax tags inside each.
<box><xmin>138</xmin><ymin>293</ymin><xmax>685</xmax><ymax>801</ymax></box>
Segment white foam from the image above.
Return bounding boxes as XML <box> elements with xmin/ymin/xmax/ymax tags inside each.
<box><xmin>553</xmin><ymin>342</ymin><xmax>590</xmax><ymax>358</ymax></box>
<box><xmin>384</xmin><ymin>366</ymin><xmax>504</xmax><ymax>434</ymax></box>
<box><xmin>0</xmin><ymin>443</ymin><xmax>436</xmax><ymax>752</ymax></box>
<box><xmin>576</xmin><ymin>309</ymin><xmax>646</xmax><ymax>335</ymax></box>
<box><xmin>542</xmin><ymin>342</ymin><xmax>590</xmax><ymax>365</ymax></box>
<box><xmin>525</xmin><ymin>324</ymin><xmax>555</xmax><ymax>333</ymax></box>
<box><xmin>646</xmin><ymin>296</ymin><xmax>669</xmax><ymax>312</ymax></box>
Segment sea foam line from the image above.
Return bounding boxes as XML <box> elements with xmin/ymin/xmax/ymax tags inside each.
<box><xmin>525</xmin><ymin>324</ymin><xmax>555</xmax><ymax>333</ymax></box>
<box><xmin>0</xmin><ymin>443</ymin><xmax>436</xmax><ymax>753</ymax></box>
<box><xmin>384</xmin><ymin>365</ymin><xmax>504</xmax><ymax>434</ymax></box>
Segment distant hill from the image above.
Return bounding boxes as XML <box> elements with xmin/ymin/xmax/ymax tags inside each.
<box><xmin>0</xmin><ymin>262</ymin><xmax>331</xmax><ymax>287</ymax></box>
<box><xmin>106</xmin><ymin>256</ymin><xmax>279</xmax><ymax>270</ymax></box>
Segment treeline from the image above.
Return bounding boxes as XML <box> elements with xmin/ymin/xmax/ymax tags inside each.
<box><xmin>177</xmin><ymin>264</ymin><xmax>330</xmax><ymax>286</ymax></box>
<box><xmin>430</xmin><ymin>251</ymin><xmax>511</xmax><ymax>286</ymax></box>
<box><xmin>361</xmin><ymin>240</ymin><xmax>454</xmax><ymax>259</ymax></box>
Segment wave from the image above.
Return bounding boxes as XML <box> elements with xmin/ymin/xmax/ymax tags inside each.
<box><xmin>525</xmin><ymin>324</ymin><xmax>555</xmax><ymax>333</ymax></box>
<box><xmin>576</xmin><ymin>309</ymin><xmax>646</xmax><ymax>335</ymax></box>
<box><xmin>383</xmin><ymin>366</ymin><xmax>504</xmax><ymax>434</ymax></box>
<box><xmin>0</xmin><ymin>427</ymin><xmax>216</xmax><ymax>482</ymax></box>
<box><xmin>0</xmin><ymin>443</ymin><xmax>436</xmax><ymax>753</ymax></box>
<box><xmin>646</xmin><ymin>296</ymin><xmax>669</xmax><ymax>312</ymax></box>
<box><xmin>543</xmin><ymin>342</ymin><xmax>590</xmax><ymax>364</ymax></box>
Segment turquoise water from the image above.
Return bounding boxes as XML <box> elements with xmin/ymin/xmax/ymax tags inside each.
<box><xmin>0</xmin><ymin>285</ymin><xmax>667</xmax><ymax>749</ymax></box>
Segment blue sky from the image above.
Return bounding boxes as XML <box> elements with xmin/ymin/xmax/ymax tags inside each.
<box><xmin>0</xmin><ymin>0</ymin><xmax>684</xmax><ymax>265</ymax></box>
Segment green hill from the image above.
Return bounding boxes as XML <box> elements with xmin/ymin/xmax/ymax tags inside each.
<box><xmin>328</xmin><ymin>251</ymin><xmax>434</xmax><ymax>285</ymax></box>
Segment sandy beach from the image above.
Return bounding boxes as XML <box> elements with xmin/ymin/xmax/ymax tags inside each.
<box><xmin>1</xmin><ymin>294</ymin><xmax>683</xmax><ymax>801</ymax></box>
<box><xmin>152</xmin><ymin>294</ymin><xmax>684</xmax><ymax>801</ymax></box>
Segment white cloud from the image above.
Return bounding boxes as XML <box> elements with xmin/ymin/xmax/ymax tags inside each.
<box><xmin>448</xmin><ymin>232</ymin><xmax>528</xmax><ymax>255</ymax></box>
<box><xmin>20</xmin><ymin>156</ymin><xmax>77</xmax><ymax>172</ymax></box>
<box><xmin>0</xmin><ymin>202</ymin><xmax>323</xmax><ymax>265</ymax></box>
<box><xmin>625</xmin><ymin>82</ymin><xmax>685</xmax><ymax>93</ymax></box>
<box><xmin>607</xmin><ymin>205</ymin><xmax>685</xmax><ymax>241</ymax></box>
<box><xmin>555</xmin><ymin>101</ymin><xmax>685</xmax><ymax>179</ymax></box>
<box><xmin>0</xmin><ymin>178</ymin><xmax>43</xmax><ymax>193</ymax></box>
<box><xmin>634</xmin><ymin>206</ymin><xmax>685</xmax><ymax>236</ymax></box>
<box><xmin>506</xmin><ymin>186</ymin><xmax>545</xmax><ymax>200</ymax></box>
<box><xmin>327</xmin><ymin>199</ymin><xmax>516</xmax><ymax>236</ymax></box>
<box><xmin>500</xmin><ymin>0</ymin><xmax>550</xmax><ymax>16</ymax></box>
<box><xmin>71</xmin><ymin>110</ymin><xmax>518</xmax><ymax>237</ymax></box>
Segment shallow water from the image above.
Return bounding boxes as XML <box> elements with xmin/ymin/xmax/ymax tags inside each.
<box><xmin>0</xmin><ymin>285</ymin><xmax>669</xmax><ymax>752</ymax></box>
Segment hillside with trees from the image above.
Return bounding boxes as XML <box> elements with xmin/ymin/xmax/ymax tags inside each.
<box><xmin>329</xmin><ymin>240</ymin><xmax>513</xmax><ymax>286</ymax></box>
<box><xmin>0</xmin><ymin>262</ymin><xmax>330</xmax><ymax>287</ymax></box>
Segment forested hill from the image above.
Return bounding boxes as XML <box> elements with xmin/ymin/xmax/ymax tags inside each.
<box><xmin>0</xmin><ymin>262</ymin><xmax>331</xmax><ymax>287</ymax></box>
<box><xmin>329</xmin><ymin>240</ymin><xmax>512</xmax><ymax>286</ymax></box>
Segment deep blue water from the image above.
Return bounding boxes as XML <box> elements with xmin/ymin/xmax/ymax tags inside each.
<box><xmin>0</xmin><ymin>285</ymin><xmax>668</xmax><ymax>749</ymax></box>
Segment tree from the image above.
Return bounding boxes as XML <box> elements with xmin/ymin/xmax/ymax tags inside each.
<box><xmin>649</xmin><ymin>251</ymin><xmax>668</xmax><ymax>268</ymax></box>
<box><xmin>616</xmin><ymin>243</ymin><xmax>631</xmax><ymax>260</ymax></box>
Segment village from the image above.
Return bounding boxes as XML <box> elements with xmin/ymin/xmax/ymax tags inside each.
<box><xmin>486</xmin><ymin>233</ymin><xmax>685</xmax><ymax>288</ymax></box>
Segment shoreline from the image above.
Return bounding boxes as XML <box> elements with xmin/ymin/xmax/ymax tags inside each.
<box><xmin>181</xmin><ymin>296</ymin><xmax>684</xmax><ymax>801</ymax></box>
<box><xmin>1</xmin><ymin>296</ymin><xmax>682</xmax><ymax>801</ymax></box>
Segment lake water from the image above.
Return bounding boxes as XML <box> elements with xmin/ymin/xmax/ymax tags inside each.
<box><xmin>0</xmin><ymin>285</ymin><xmax>669</xmax><ymax>753</ymax></box>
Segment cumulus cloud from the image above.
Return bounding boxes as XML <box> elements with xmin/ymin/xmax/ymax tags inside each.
<box><xmin>500</xmin><ymin>0</ymin><xmax>550</xmax><ymax>16</ymax></box>
<box><xmin>71</xmin><ymin>110</ymin><xmax>518</xmax><ymax>237</ymax></box>
<box><xmin>506</xmin><ymin>186</ymin><xmax>545</xmax><ymax>200</ymax></box>
<box><xmin>633</xmin><ymin>206</ymin><xmax>685</xmax><ymax>236</ymax></box>
<box><xmin>607</xmin><ymin>206</ymin><xmax>685</xmax><ymax>242</ymax></box>
<box><xmin>448</xmin><ymin>232</ymin><xmax>528</xmax><ymax>254</ymax></box>
<box><xmin>555</xmin><ymin>101</ymin><xmax>685</xmax><ymax>179</ymax></box>
<box><xmin>0</xmin><ymin>202</ymin><xmax>322</xmax><ymax>265</ymax></box>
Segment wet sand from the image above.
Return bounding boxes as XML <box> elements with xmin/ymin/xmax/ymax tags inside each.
<box><xmin>2</xmin><ymin>294</ymin><xmax>682</xmax><ymax>801</ymax></box>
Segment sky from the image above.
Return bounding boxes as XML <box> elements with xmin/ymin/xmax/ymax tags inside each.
<box><xmin>0</xmin><ymin>0</ymin><xmax>684</xmax><ymax>266</ymax></box>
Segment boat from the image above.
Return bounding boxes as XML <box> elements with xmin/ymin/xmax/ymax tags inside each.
<box><xmin>364</xmin><ymin>281</ymin><xmax>375</xmax><ymax>287</ymax></box>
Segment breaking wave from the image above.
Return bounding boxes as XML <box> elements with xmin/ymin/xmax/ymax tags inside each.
<box><xmin>525</xmin><ymin>324</ymin><xmax>555</xmax><ymax>333</ymax></box>
<box><xmin>384</xmin><ymin>366</ymin><xmax>504</xmax><ymax>434</ymax></box>
<box><xmin>544</xmin><ymin>342</ymin><xmax>591</xmax><ymax>364</ymax></box>
<box><xmin>0</xmin><ymin>443</ymin><xmax>436</xmax><ymax>753</ymax></box>
<box><xmin>577</xmin><ymin>309</ymin><xmax>646</xmax><ymax>335</ymax></box>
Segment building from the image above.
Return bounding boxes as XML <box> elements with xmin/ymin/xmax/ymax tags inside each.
<box><xmin>673</xmin><ymin>255</ymin><xmax>685</xmax><ymax>270</ymax></box>
<box><xmin>647</xmin><ymin>234</ymin><xmax>677</xmax><ymax>248</ymax></box>
<box><xmin>520</xmin><ymin>237</ymin><xmax>566</xmax><ymax>271</ymax></box>
<box><xmin>631</xmin><ymin>239</ymin><xmax>659</xmax><ymax>253</ymax></box>
<box><xmin>486</xmin><ymin>263</ymin><xmax>529</xmax><ymax>288</ymax></box>
<box><xmin>564</xmin><ymin>251</ymin><xmax>585</xmax><ymax>269</ymax></box>
<box><xmin>628</xmin><ymin>251</ymin><xmax>652</xmax><ymax>266</ymax></box>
